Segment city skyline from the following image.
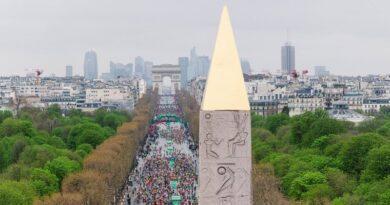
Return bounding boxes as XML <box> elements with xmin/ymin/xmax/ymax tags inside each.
<box><xmin>2</xmin><ymin>0</ymin><xmax>390</xmax><ymax>76</ymax></box>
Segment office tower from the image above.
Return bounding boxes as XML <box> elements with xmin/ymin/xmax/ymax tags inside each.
<box><xmin>178</xmin><ymin>57</ymin><xmax>189</xmax><ymax>88</ymax></box>
<box><xmin>187</xmin><ymin>47</ymin><xmax>211</xmax><ymax>79</ymax></box>
<box><xmin>188</xmin><ymin>47</ymin><xmax>198</xmax><ymax>80</ymax></box>
<box><xmin>315</xmin><ymin>66</ymin><xmax>330</xmax><ymax>76</ymax></box>
<box><xmin>198</xmin><ymin>56</ymin><xmax>210</xmax><ymax>77</ymax></box>
<box><xmin>65</xmin><ymin>65</ymin><xmax>73</xmax><ymax>77</ymax></box>
<box><xmin>134</xmin><ymin>56</ymin><xmax>145</xmax><ymax>77</ymax></box>
<box><xmin>110</xmin><ymin>61</ymin><xmax>133</xmax><ymax>78</ymax></box>
<box><xmin>281</xmin><ymin>42</ymin><xmax>295</xmax><ymax>75</ymax></box>
<box><xmin>144</xmin><ymin>61</ymin><xmax>153</xmax><ymax>86</ymax></box>
<box><xmin>84</xmin><ymin>51</ymin><xmax>98</xmax><ymax>80</ymax></box>
<box><xmin>241</xmin><ymin>59</ymin><xmax>252</xmax><ymax>74</ymax></box>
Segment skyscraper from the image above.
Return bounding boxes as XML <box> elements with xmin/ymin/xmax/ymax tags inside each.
<box><xmin>241</xmin><ymin>59</ymin><xmax>252</xmax><ymax>74</ymax></box>
<box><xmin>110</xmin><ymin>61</ymin><xmax>133</xmax><ymax>78</ymax></box>
<box><xmin>134</xmin><ymin>56</ymin><xmax>145</xmax><ymax>77</ymax></box>
<box><xmin>84</xmin><ymin>51</ymin><xmax>98</xmax><ymax>80</ymax></box>
<box><xmin>65</xmin><ymin>65</ymin><xmax>73</xmax><ymax>78</ymax></box>
<box><xmin>187</xmin><ymin>47</ymin><xmax>211</xmax><ymax>79</ymax></box>
<box><xmin>178</xmin><ymin>57</ymin><xmax>189</xmax><ymax>88</ymax></box>
<box><xmin>144</xmin><ymin>61</ymin><xmax>153</xmax><ymax>86</ymax></box>
<box><xmin>281</xmin><ymin>42</ymin><xmax>295</xmax><ymax>75</ymax></box>
<box><xmin>188</xmin><ymin>47</ymin><xmax>198</xmax><ymax>80</ymax></box>
<box><xmin>314</xmin><ymin>66</ymin><xmax>330</xmax><ymax>76</ymax></box>
<box><xmin>198</xmin><ymin>56</ymin><xmax>210</xmax><ymax>77</ymax></box>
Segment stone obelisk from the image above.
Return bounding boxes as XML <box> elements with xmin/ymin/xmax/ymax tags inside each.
<box><xmin>199</xmin><ymin>6</ymin><xmax>252</xmax><ymax>205</ymax></box>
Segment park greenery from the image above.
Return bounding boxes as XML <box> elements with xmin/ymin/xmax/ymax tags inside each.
<box><xmin>0</xmin><ymin>104</ymin><xmax>132</xmax><ymax>204</ymax></box>
<box><xmin>1</xmin><ymin>90</ymin><xmax>389</xmax><ymax>205</ymax></box>
<box><xmin>251</xmin><ymin>106</ymin><xmax>390</xmax><ymax>205</ymax></box>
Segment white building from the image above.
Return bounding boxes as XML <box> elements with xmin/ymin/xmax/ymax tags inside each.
<box><xmin>362</xmin><ymin>98</ymin><xmax>390</xmax><ymax>114</ymax></box>
<box><xmin>188</xmin><ymin>76</ymin><xmax>206</xmax><ymax>105</ymax></box>
<box><xmin>17</xmin><ymin>85</ymin><xmax>48</xmax><ymax>97</ymax></box>
<box><xmin>288</xmin><ymin>88</ymin><xmax>325</xmax><ymax>116</ymax></box>
<box><xmin>86</xmin><ymin>88</ymin><xmax>131</xmax><ymax>103</ymax></box>
<box><xmin>288</xmin><ymin>96</ymin><xmax>325</xmax><ymax>116</ymax></box>
<box><xmin>342</xmin><ymin>91</ymin><xmax>364</xmax><ymax>110</ymax></box>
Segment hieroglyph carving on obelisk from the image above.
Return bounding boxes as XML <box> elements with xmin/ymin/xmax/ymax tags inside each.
<box><xmin>199</xmin><ymin>6</ymin><xmax>252</xmax><ymax>205</ymax></box>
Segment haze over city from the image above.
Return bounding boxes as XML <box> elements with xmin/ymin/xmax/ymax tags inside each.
<box><xmin>1</xmin><ymin>0</ymin><xmax>390</xmax><ymax>76</ymax></box>
<box><xmin>2</xmin><ymin>1</ymin><xmax>390</xmax><ymax>205</ymax></box>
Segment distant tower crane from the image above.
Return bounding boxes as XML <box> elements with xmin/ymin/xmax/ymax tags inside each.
<box><xmin>33</xmin><ymin>69</ymin><xmax>44</xmax><ymax>85</ymax></box>
<box><xmin>289</xmin><ymin>69</ymin><xmax>309</xmax><ymax>89</ymax></box>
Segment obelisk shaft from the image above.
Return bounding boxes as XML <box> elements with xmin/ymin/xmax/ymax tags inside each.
<box><xmin>199</xmin><ymin>6</ymin><xmax>252</xmax><ymax>205</ymax></box>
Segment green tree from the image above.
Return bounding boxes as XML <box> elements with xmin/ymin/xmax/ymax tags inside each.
<box><xmin>289</xmin><ymin>171</ymin><xmax>328</xmax><ymax>199</ymax></box>
<box><xmin>340</xmin><ymin>133</ymin><xmax>384</xmax><ymax>176</ymax></box>
<box><xmin>67</xmin><ymin>122</ymin><xmax>106</xmax><ymax>149</ymax></box>
<box><xmin>0</xmin><ymin>110</ymin><xmax>12</xmax><ymax>123</ymax></box>
<box><xmin>264</xmin><ymin>113</ymin><xmax>290</xmax><ymax>133</ymax></box>
<box><xmin>45</xmin><ymin>156</ymin><xmax>81</xmax><ymax>182</ymax></box>
<box><xmin>77</xmin><ymin>129</ymin><xmax>105</xmax><ymax>148</ymax></box>
<box><xmin>252</xmin><ymin>139</ymin><xmax>272</xmax><ymax>162</ymax></box>
<box><xmin>325</xmin><ymin>168</ymin><xmax>356</xmax><ymax>197</ymax></box>
<box><xmin>290</xmin><ymin>112</ymin><xmax>318</xmax><ymax>145</ymax></box>
<box><xmin>67</xmin><ymin>108</ymin><xmax>84</xmax><ymax>118</ymax></box>
<box><xmin>76</xmin><ymin>143</ymin><xmax>93</xmax><ymax>154</ymax></box>
<box><xmin>46</xmin><ymin>104</ymin><xmax>62</xmax><ymax>118</ymax></box>
<box><xmin>302</xmin><ymin>118</ymin><xmax>345</xmax><ymax>147</ymax></box>
<box><xmin>103</xmin><ymin>112</ymin><xmax>123</xmax><ymax>130</ymax></box>
<box><xmin>266</xmin><ymin>153</ymin><xmax>293</xmax><ymax>177</ymax></box>
<box><xmin>354</xmin><ymin>176</ymin><xmax>390</xmax><ymax>204</ymax></box>
<box><xmin>31</xmin><ymin>168</ymin><xmax>59</xmax><ymax>196</ymax></box>
<box><xmin>282</xmin><ymin>106</ymin><xmax>290</xmax><ymax>116</ymax></box>
<box><xmin>93</xmin><ymin>108</ymin><xmax>108</xmax><ymax>126</ymax></box>
<box><xmin>19</xmin><ymin>144</ymin><xmax>58</xmax><ymax>167</ymax></box>
<box><xmin>10</xmin><ymin>140</ymin><xmax>26</xmax><ymax>163</ymax></box>
<box><xmin>0</xmin><ymin>137</ymin><xmax>16</xmax><ymax>171</ymax></box>
<box><xmin>282</xmin><ymin>161</ymin><xmax>316</xmax><ymax>194</ymax></box>
<box><xmin>377</xmin><ymin>126</ymin><xmax>390</xmax><ymax>137</ymax></box>
<box><xmin>361</xmin><ymin>145</ymin><xmax>390</xmax><ymax>181</ymax></box>
<box><xmin>356</xmin><ymin>119</ymin><xmax>383</xmax><ymax>133</ymax></box>
<box><xmin>0</xmin><ymin>181</ymin><xmax>34</xmax><ymax>205</ymax></box>
<box><xmin>303</xmin><ymin>184</ymin><xmax>333</xmax><ymax>204</ymax></box>
<box><xmin>2</xmin><ymin>164</ymin><xmax>31</xmax><ymax>181</ymax></box>
<box><xmin>0</xmin><ymin>118</ymin><xmax>35</xmax><ymax>138</ymax></box>
<box><xmin>251</xmin><ymin>113</ymin><xmax>266</xmax><ymax>128</ymax></box>
<box><xmin>311</xmin><ymin>135</ymin><xmax>333</xmax><ymax>152</ymax></box>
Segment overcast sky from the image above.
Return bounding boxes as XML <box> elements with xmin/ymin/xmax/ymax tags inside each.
<box><xmin>1</xmin><ymin>0</ymin><xmax>390</xmax><ymax>76</ymax></box>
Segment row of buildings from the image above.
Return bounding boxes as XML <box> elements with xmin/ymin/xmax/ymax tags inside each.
<box><xmin>188</xmin><ymin>73</ymin><xmax>390</xmax><ymax>123</ymax></box>
<box><xmin>0</xmin><ymin>76</ymin><xmax>146</xmax><ymax>114</ymax></box>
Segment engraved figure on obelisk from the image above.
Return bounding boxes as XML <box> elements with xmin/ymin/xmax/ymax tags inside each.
<box><xmin>216</xmin><ymin>166</ymin><xmax>235</xmax><ymax>195</ymax></box>
<box><xmin>228</xmin><ymin>113</ymin><xmax>249</xmax><ymax>157</ymax></box>
<box><xmin>200</xmin><ymin>168</ymin><xmax>213</xmax><ymax>193</ymax></box>
<box><xmin>204</xmin><ymin>133</ymin><xmax>223</xmax><ymax>158</ymax></box>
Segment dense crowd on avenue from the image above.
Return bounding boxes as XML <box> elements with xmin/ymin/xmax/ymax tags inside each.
<box><xmin>122</xmin><ymin>95</ymin><xmax>198</xmax><ymax>205</ymax></box>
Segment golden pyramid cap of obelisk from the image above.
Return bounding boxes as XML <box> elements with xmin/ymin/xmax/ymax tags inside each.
<box><xmin>201</xmin><ymin>6</ymin><xmax>250</xmax><ymax>111</ymax></box>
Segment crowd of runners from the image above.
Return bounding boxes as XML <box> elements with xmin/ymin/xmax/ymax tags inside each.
<box><xmin>122</xmin><ymin>95</ymin><xmax>198</xmax><ymax>205</ymax></box>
